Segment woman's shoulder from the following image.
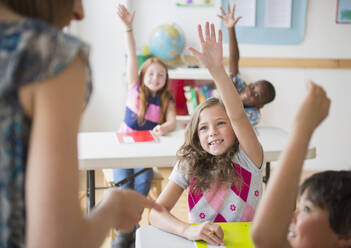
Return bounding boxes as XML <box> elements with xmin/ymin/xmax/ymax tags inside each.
<box><xmin>0</xmin><ymin>17</ymin><xmax>91</xmax><ymax>90</ymax></box>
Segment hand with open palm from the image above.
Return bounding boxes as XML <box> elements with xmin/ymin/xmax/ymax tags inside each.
<box><xmin>188</xmin><ymin>22</ymin><xmax>223</xmax><ymax>70</ymax></box>
<box><xmin>218</xmin><ymin>3</ymin><xmax>242</xmax><ymax>29</ymax></box>
<box><xmin>117</xmin><ymin>4</ymin><xmax>135</xmax><ymax>29</ymax></box>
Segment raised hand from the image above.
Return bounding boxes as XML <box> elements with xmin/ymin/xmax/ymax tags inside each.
<box><xmin>188</xmin><ymin>22</ymin><xmax>223</xmax><ymax>70</ymax></box>
<box><xmin>293</xmin><ymin>80</ymin><xmax>330</xmax><ymax>134</ymax></box>
<box><xmin>184</xmin><ymin>221</ymin><xmax>224</xmax><ymax>246</ymax></box>
<box><xmin>117</xmin><ymin>4</ymin><xmax>135</xmax><ymax>28</ymax></box>
<box><xmin>218</xmin><ymin>3</ymin><xmax>242</xmax><ymax>29</ymax></box>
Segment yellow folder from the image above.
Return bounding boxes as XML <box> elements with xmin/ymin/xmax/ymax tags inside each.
<box><xmin>194</xmin><ymin>222</ymin><xmax>255</xmax><ymax>248</ymax></box>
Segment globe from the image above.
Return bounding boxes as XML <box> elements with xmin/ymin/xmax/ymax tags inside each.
<box><xmin>149</xmin><ymin>24</ymin><xmax>185</xmax><ymax>61</ymax></box>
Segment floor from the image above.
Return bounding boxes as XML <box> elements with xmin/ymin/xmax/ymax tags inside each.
<box><xmin>79</xmin><ymin>167</ymin><xmax>319</xmax><ymax>248</ymax></box>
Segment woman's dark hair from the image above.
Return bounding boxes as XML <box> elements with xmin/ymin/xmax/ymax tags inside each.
<box><xmin>300</xmin><ymin>170</ymin><xmax>351</xmax><ymax>238</ymax></box>
<box><xmin>1</xmin><ymin>0</ymin><xmax>74</xmax><ymax>25</ymax></box>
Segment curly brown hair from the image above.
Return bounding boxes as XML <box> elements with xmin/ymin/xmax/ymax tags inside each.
<box><xmin>137</xmin><ymin>57</ymin><xmax>173</xmax><ymax>125</ymax></box>
<box><xmin>176</xmin><ymin>97</ymin><xmax>241</xmax><ymax>194</ymax></box>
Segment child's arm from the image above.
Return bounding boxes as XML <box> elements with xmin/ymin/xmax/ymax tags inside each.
<box><xmin>117</xmin><ymin>4</ymin><xmax>139</xmax><ymax>87</ymax></box>
<box><xmin>152</xmin><ymin>102</ymin><xmax>177</xmax><ymax>136</ymax></box>
<box><xmin>150</xmin><ymin>181</ymin><xmax>224</xmax><ymax>246</ymax></box>
<box><xmin>189</xmin><ymin>23</ymin><xmax>262</xmax><ymax>168</ymax></box>
<box><xmin>251</xmin><ymin>81</ymin><xmax>330</xmax><ymax>248</ymax></box>
<box><xmin>218</xmin><ymin>3</ymin><xmax>242</xmax><ymax>78</ymax></box>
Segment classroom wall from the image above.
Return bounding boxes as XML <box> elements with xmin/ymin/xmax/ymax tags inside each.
<box><xmin>74</xmin><ymin>0</ymin><xmax>351</xmax><ymax>171</ymax></box>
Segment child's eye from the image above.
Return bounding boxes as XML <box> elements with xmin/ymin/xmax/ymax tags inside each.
<box><xmin>217</xmin><ymin>121</ymin><xmax>226</xmax><ymax>125</ymax></box>
<box><xmin>303</xmin><ymin>206</ymin><xmax>311</xmax><ymax>213</ymax></box>
<box><xmin>254</xmin><ymin>93</ymin><xmax>259</xmax><ymax>98</ymax></box>
<box><xmin>250</xmin><ymin>84</ymin><xmax>255</xmax><ymax>89</ymax></box>
<box><xmin>199</xmin><ymin>126</ymin><xmax>207</xmax><ymax>131</ymax></box>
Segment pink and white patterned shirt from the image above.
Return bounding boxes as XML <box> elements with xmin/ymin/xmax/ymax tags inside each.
<box><xmin>169</xmin><ymin>146</ymin><xmax>263</xmax><ymax>223</ymax></box>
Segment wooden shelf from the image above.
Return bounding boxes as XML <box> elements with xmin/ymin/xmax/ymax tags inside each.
<box><xmin>166</xmin><ymin>55</ymin><xmax>351</xmax><ymax>69</ymax></box>
<box><xmin>237</xmin><ymin>57</ymin><xmax>351</xmax><ymax>69</ymax></box>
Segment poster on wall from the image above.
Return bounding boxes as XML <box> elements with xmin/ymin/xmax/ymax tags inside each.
<box><xmin>336</xmin><ymin>0</ymin><xmax>351</xmax><ymax>23</ymax></box>
<box><xmin>175</xmin><ymin>0</ymin><xmax>216</xmax><ymax>7</ymax></box>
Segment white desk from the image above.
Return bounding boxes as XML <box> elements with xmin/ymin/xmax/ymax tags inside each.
<box><xmin>136</xmin><ymin>226</ymin><xmax>194</xmax><ymax>248</ymax></box>
<box><xmin>78</xmin><ymin>127</ymin><xmax>316</xmax><ymax>211</ymax></box>
<box><xmin>78</xmin><ymin>129</ymin><xmax>185</xmax><ymax>170</ymax></box>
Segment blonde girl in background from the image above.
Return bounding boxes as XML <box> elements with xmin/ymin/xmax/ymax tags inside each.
<box><xmin>150</xmin><ymin>22</ymin><xmax>263</xmax><ymax>246</ymax></box>
<box><xmin>113</xmin><ymin>4</ymin><xmax>176</xmax><ymax>248</ymax></box>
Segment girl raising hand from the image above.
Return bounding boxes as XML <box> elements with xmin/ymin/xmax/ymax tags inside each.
<box><xmin>113</xmin><ymin>4</ymin><xmax>176</xmax><ymax>248</ymax></box>
<box><xmin>150</xmin><ymin>23</ymin><xmax>263</xmax><ymax>246</ymax></box>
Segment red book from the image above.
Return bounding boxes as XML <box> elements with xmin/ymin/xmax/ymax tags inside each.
<box><xmin>116</xmin><ymin>130</ymin><xmax>158</xmax><ymax>143</ymax></box>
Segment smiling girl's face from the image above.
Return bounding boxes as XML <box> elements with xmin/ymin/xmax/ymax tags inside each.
<box><xmin>197</xmin><ymin>104</ymin><xmax>236</xmax><ymax>156</ymax></box>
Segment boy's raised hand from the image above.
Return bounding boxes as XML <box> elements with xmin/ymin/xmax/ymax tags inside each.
<box><xmin>117</xmin><ymin>4</ymin><xmax>135</xmax><ymax>28</ymax></box>
<box><xmin>293</xmin><ymin>80</ymin><xmax>330</xmax><ymax>134</ymax></box>
<box><xmin>218</xmin><ymin>3</ymin><xmax>242</xmax><ymax>29</ymax></box>
<box><xmin>188</xmin><ymin>22</ymin><xmax>223</xmax><ymax>70</ymax></box>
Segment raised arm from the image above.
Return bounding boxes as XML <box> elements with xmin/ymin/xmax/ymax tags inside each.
<box><xmin>23</xmin><ymin>56</ymin><xmax>161</xmax><ymax>248</ymax></box>
<box><xmin>150</xmin><ymin>181</ymin><xmax>224</xmax><ymax>246</ymax></box>
<box><xmin>117</xmin><ymin>4</ymin><xmax>139</xmax><ymax>86</ymax></box>
<box><xmin>218</xmin><ymin>3</ymin><xmax>241</xmax><ymax>78</ymax></box>
<box><xmin>251</xmin><ymin>81</ymin><xmax>330</xmax><ymax>248</ymax></box>
<box><xmin>189</xmin><ymin>23</ymin><xmax>262</xmax><ymax>168</ymax></box>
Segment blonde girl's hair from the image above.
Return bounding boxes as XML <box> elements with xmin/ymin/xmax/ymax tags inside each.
<box><xmin>1</xmin><ymin>0</ymin><xmax>74</xmax><ymax>26</ymax></box>
<box><xmin>138</xmin><ymin>57</ymin><xmax>173</xmax><ymax>125</ymax></box>
<box><xmin>176</xmin><ymin>97</ymin><xmax>241</xmax><ymax>194</ymax></box>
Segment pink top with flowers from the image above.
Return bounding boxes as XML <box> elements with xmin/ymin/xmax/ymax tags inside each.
<box><xmin>169</xmin><ymin>146</ymin><xmax>263</xmax><ymax>223</ymax></box>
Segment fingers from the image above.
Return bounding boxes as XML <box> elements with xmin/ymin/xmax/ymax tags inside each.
<box><xmin>201</xmin><ymin>224</ymin><xmax>224</xmax><ymax>246</ymax></box>
<box><xmin>197</xmin><ymin>24</ymin><xmax>205</xmax><ymax>44</ymax></box>
<box><xmin>187</xmin><ymin>47</ymin><xmax>201</xmax><ymax>57</ymax></box>
<box><xmin>306</xmin><ymin>80</ymin><xmax>328</xmax><ymax>100</ymax></box>
<box><xmin>201</xmin><ymin>232</ymin><xmax>223</xmax><ymax>246</ymax></box>
<box><xmin>220</xmin><ymin>7</ymin><xmax>226</xmax><ymax>16</ymax></box>
<box><xmin>117</xmin><ymin>4</ymin><xmax>134</xmax><ymax>25</ymax></box>
<box><xmin>213</xmin><ymin>224</ymin><xmax>224</xmax><ymax>240</ymax></box>
<box><xmin>210</xmin><ymin>23</ymin><xmax>216</xmax><ymax>42</ymax></box>
<box><xmin>117</xmin><ymin>4</ymin><xmax>128</xmax><ymax>16</ymax></box>
<box><xmin>309</xmin><ymin>81</ymin><xmax>331</xmax><ymax>114</ymax></box>
<box><xmin>234</xmin><ymin>16</ymin><xmax>242</xmax><ymax>25</ymax></box>
<box><xmin>218</xmin><ymin>29</ymin><xmax>222</xmax><ymax>44</ymax></box>
<box><xmin>205</xmin><ymin>22</ymin><xmax>210</xmax><ymax>42</ymax></box>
